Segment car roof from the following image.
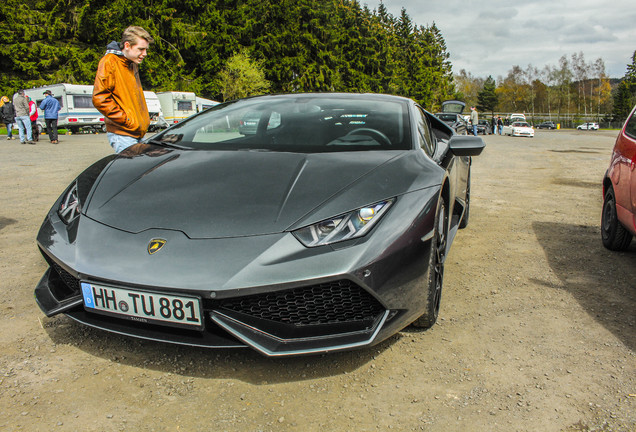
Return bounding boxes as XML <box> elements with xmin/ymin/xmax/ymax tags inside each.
<box><xmin>234</xmin><ymin>92</ymin><xmax>413</xmax><ymax>105</ymax></box>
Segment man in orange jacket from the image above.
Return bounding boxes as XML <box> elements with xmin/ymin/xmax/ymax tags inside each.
<box><xmin>93</xmin><ymin>26</ymin><xmax>153</xmax><ymax>153</ymax></box>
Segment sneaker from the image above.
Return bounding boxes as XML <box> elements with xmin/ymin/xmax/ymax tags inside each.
<box><xmin>6</xmin><ymin>137</ymin><xmax>11</xmax><ymax>140</ymax></box>
<box><xmin>51</xmin><ymin>140</ymin><xmax>58</xmax><ymax>144</ymax></box>
<box><xmin>27</xmin><ymin>140</ymin><xmax>36</xmax><ymax>145</ymax></box>
<box><xmin>20</xmin><ymin>141</ymin><xmax>26</xmax><ymax>144</ymax></box>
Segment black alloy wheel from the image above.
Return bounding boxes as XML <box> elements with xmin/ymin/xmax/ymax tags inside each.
<box><xmin>459</xmin><ymin>170</ymin><xmax>471</xmax><ymax>229</ymax></box>
<box><xmin>412</xmin><ymin>198</ymin><xmax>448</xmax><ymax>329</ymax></box>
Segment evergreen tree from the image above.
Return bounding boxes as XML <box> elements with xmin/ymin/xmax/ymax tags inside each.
<box><xmin>0</xmin><ymin>0</ymin><xmax>458</xmax><ymax>109</ymax></box>
<box><xmin>477</xmin><ymin>75</ymin><xmax>498</xmax><ymax>115</ymax></box>
<box><xmin>612</xmin><ymin>50</ymin><xmax>636</xmax><ymax>122</ymax></box>
<box><xmin>612</xmin><ymin>81</ymin><xmax>633</xmax><ymax>123</ymax></box>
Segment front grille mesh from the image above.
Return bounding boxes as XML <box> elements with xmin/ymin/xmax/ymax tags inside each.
<box><xmin>52</xmin><ymin>262</ymin><xmax>81</xmax><ymax>294</ymax></box>
<box><xmin>216</xmin><ymin>280</ymin><xmax>385</xmax><ymax>326</ymax></box>
<box><xmin>41</xmin><ymin>251</ymin><xmax>81</xmax><ymax>299</ymax></box>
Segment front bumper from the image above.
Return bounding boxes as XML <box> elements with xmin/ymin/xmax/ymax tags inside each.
<box><xmin>35</xmin><ymin>263</ymin><xmax>397</xmax><ymax>356</ymax></box>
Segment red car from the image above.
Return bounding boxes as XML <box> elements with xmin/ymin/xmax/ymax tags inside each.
<box><xmin>602</xmin><ymin>105</ymin><xmax>636</xmax><ymax>250</ymax></box>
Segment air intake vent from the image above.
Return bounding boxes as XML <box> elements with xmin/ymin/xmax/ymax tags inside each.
<box><xmin>217</xmin><ymin>280</ymin><xmax>384</xmax><ymax>326</ymax></box>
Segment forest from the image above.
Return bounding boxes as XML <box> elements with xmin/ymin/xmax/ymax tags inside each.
<box><xmin>0</xmin><ymin>0</ymin><xmax>455</xmax><ymax>110</ymax></box>
<box><xmin>456</xmin><ymin>52</ymin><xmax>636</xmax><ymax>126</ymax></box>
<box><xmin>1</xmin><ymin>0</ymin><xmax>635</xmax><ymax>123</ymax></box>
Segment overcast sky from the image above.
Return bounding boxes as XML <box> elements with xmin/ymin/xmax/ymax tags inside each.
<box><xmin>380</xmin><ymin>0</ymin><xmax>636</xmax><ymax>79</ymax></box>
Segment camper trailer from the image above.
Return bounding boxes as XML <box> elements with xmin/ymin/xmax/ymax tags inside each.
<box><xmin>157</xmin><ymin>91</ymin><xmax>196</xmax><ymax>124</ymax></box>
<box><xmin>24</xmin><ymin>84</ymin><xmax>104</xmax><ymax>134</ymax></box>
<box><xmin>144</xmin><ymin>91</ymin><xmax>168</xmax><ymax>131</ymax></box>
<box><xmin>195</xmin><ymin>96</ymin><xmax>220</xmax><ymax>112</ymax></box>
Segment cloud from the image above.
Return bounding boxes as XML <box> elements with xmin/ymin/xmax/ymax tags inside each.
<box><xmin>379</xmin><ymin>0</ymin><xmax>636</xmax><ymax>78</ymax></box>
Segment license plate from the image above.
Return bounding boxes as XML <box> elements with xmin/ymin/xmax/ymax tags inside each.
<box><xmin>81</xmin><ymin>282</ymin><xmax>203</xmax><ymax>330</ymax></box>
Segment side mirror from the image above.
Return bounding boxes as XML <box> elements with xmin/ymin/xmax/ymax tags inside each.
<box><xmin>448</xmin><ymin>135</ymin><xmax>485</xmax><ymax>157</ymax></box>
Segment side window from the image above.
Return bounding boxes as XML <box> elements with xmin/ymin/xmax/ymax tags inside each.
<box><xmin>73</xmin><ymin>95</ymin><xmax>94</xmax><ymax>109</ymax></box>
<box><xmin>177</xmin><ymin>101</ymin><xmax>193</xmax><ymax>111</ymax></box>
<box><xmin>416</xmin><ymin>107</ymin><xmax>436</xmax><ymax>156</ymax></box>
<box><xmin>625</xmin><ymin>109</ymin><xmax>636</xmax><ymax>139</ymax></box>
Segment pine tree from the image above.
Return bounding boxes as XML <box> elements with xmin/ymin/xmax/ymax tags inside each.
<box><xmin>477</xmin><ymin>76</ymin><xmax>498</xmax><ymax>115</ymax></box>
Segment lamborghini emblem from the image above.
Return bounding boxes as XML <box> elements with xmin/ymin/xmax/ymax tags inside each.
<box><xmin>148</xmin><ymin>239</ymin><xmax>166</xmax><ymax>255</ymax></box>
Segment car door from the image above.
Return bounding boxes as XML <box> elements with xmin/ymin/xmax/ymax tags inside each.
<box><xmin>613</xmin><ymin>109</ymin><xmax>636</xmax><ymax>223</ymax></box>
<box><xmin>622</xmin><ymin>112</ymin><xmax>636</xmax><ymax>216</ymax></box>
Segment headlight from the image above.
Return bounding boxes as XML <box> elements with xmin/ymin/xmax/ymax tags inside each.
<box><xmin>58</xmin><ymin>181</ymin><xmax>81</xmax><ymax>224</ymax></box>
<box><xmin>293</xmin><ymin>199</ymin><xmax>394</xmax><ymax>247</ymax></box>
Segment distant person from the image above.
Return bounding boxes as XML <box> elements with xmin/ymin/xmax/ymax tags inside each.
<box><xmin>497</xmin><ymin>116</ymin><xmax>504</xmax><ymax>135</ymax></box>
<box><xmin>0</xmin><ymin>96</ymin><xmax>16</xmax><ymax>140</ymax></box>
<box><xmin>28</xmin><ymin>96</ymin><xmax>39</xmax><ymax>142</ymax></box>
<box><xmin>93</xmin><ymin>26</ymin><xmax>153</xmax><ymax>153</ymax></box>
<box><xmin>40</xmin><ymin>90</ymin><xmax>61</xmax><ymax>144</ymax></box>
<box><xmin>491</xmin><ymin>116</ymin><xmax>497</xmax><ymax>135</ymax></box>
<box><xmin>13</xmin><ymin>90</ymin><xmax>34</xmax><ymax>144</ymax></box>
<box><xmin>470</xmin><ymin>106</ymin><xmax>479</xmax><ymax>136</ymax></box>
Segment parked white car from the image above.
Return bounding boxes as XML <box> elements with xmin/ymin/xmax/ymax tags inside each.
<box><xmin>577</xmin><ymin>122</ymin><xmax>599</xmax><ymax>130</ymax></box>
<box><xmin>508</xmin><ymin>113</ymin><xmax>526</xmax><ymax>122</ymax></box>
<box><xmin>502</xmin><ymin>121</ymin><xmax>534</xmax><ymax>138</ymax></box>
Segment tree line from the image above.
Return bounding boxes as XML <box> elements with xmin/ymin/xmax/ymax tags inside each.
<box><xmin>0</xmin><ymin>0</ymin><xmax>455</xmax><ymax>110</ymax></box>
<box><xmin>463</xmin><ymin>51</ymin><xmax>636</xmax><ymax>124</ymax></box>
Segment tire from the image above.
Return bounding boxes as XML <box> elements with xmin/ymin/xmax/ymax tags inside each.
<box><xmin>411</xmin><ymin>198</ymin><xmax>448</xmax><ymax>329</ymax></box>
<box><xmin>459</xmin><ymin>170</ymin><xmax>471</xmax><ymax>229</ymax></box>
<box><xmin>601</xmin><ymin>186</ymin><xmax>632</xmax><ymax>250</ymax></box>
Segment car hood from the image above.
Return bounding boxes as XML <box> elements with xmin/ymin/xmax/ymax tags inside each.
<box><xmin>84</xmin><ymin>146</ymin><xmax>437</xmax><ymax>238</ymax></box>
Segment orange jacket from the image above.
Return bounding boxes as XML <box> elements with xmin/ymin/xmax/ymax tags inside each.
<box><xmin>93</xmin><ymin>50</ymin><xmax>149</xmax><ymax>138</ymax></box>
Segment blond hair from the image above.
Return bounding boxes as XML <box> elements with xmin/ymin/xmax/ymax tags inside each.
<box><xmin>120</xmin><ymin>26</ymin><xmax>154</xmax><ymax>47</ymax></box>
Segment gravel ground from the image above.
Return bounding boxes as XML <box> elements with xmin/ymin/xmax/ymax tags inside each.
<box><xmin>0</xmin><ymin>129</ymin><xmax>634</xmax><ymax>431</ymax></box>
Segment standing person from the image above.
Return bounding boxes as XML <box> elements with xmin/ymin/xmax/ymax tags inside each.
<box><xmin>93</xmin><ymin>26</ymin><xmax>153</xmax><ymax>153</ymax></box>
<box><xmin>491</xmin><ymin>116</ymin><xmax>497</xmax><ymax>135</ymax></box>
<box><xmin>28</xmin><ymin>97</ymin><xmax>39</xmax><ymax>142</ymax></box>
<box><xmin>497</xmin><ymin>116</ymin><xmax>504</xmax><ymax>135</ymax></box>
<box><xmin>40</xmin><ymin>90</ymin><xmax>61</xmax><ymax>144</ymax></box>
<box><xmin>470</xmin><ymin>106</ymin><xmax>479</xmax><ymax>136</ymax></box>
<box><xmin>13</xmin><ymin>90</ymin><xmax>34</xmax><ymax>144</ymax></box>
<box><xmin>0</xmin><ymin>96</ymin><xmax>16</xmax><ymax>140</ymax></box>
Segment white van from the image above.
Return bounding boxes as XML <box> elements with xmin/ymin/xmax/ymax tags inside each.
<box><xmin>24</xmin><ymin>84</ymin><xmax>104</xmax><ymax>134</ymax></box>
<box><xmin>144</xmin><ymin>91</ymin><xmax>168</xmax><ymax>131</ymax></box>
<box><xmin>157</xmin><ymin>91</ymin><xmax>196</xmax><ymax>125</ymax></box>
<box><xmin>195</xmin><ymin>96</ymin><xmax>220</xmax><ymax>113</ymax></box>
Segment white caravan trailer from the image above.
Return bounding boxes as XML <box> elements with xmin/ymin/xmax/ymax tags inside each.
<box><xmin>157</xmin><ymin>91</ymin><xmax>196</xmax><ymax>125</ymax></box>
<box><xmin>24</xmin><ymin>84</ymin><xmax>104</xmax><ymax>134</ymax></box>
<box><xmin>195</xmin><ymin>96</ymin><xmax>220</xmax><ymax>112</ymax></box>
<box><xmin>144</xmin><ymin>91</ymin><xmax>168</xmax><ymax>131</ymax></box>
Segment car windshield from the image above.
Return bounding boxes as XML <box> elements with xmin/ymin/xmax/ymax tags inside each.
<box><xmin>513</xmin><ymin>122</ymin><xmax>530</xmax><ymax>127</ymax></box>
<box><xmin>149</xmin><ymin>95</ymin><xmax>411</xmax><ymax>152</ymax></box>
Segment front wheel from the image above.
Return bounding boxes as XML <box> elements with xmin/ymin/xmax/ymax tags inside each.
<box><xmin>601</xmin><ymin>186</ymin><xmax>632</xmax><ymax>250</ymax></box>
<box><xmin>411</xmin><ymin>198</ymin><xmax>448</xmax><ymax>329</ymax></box>
<box><xmin>459</xmin><ymin>170</ymin><xmax>471</xmax><ymax>229</ymax></box>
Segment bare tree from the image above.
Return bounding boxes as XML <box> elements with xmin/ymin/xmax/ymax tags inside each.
<box><xmin>524</xmin><ymin>64</ymin><xmax>540</xmax><ymax>120</ymax></box>
<box><xmin>571</xmin><ymin>52</ymin><xmax>591</xmax><ymax>115</ymax></box>
<box><xmin>592</xmin><ymin>58</ymin><xmax>607</xmax><ymax>121</ymax></box>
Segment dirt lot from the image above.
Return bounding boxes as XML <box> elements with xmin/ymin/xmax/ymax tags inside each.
<box><xmin>0</xmin><ymin>129</ymin><xmax>634</xmax><ymax>432</ymax></box>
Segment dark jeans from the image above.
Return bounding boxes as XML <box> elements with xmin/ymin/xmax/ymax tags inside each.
<box><xmin>4</xmin><ymin>122</ymin><xmax>14</xmax><ymax>138</ymax></box>
<box><xmin>31</xmin><ymin>120</ymin><xmax>39</xmax><ymax>141</ymax></box>
<box><xmin>45</xmin><ymin>118</ymin><xmax>58</xmax><ymax>141</ymax></box>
